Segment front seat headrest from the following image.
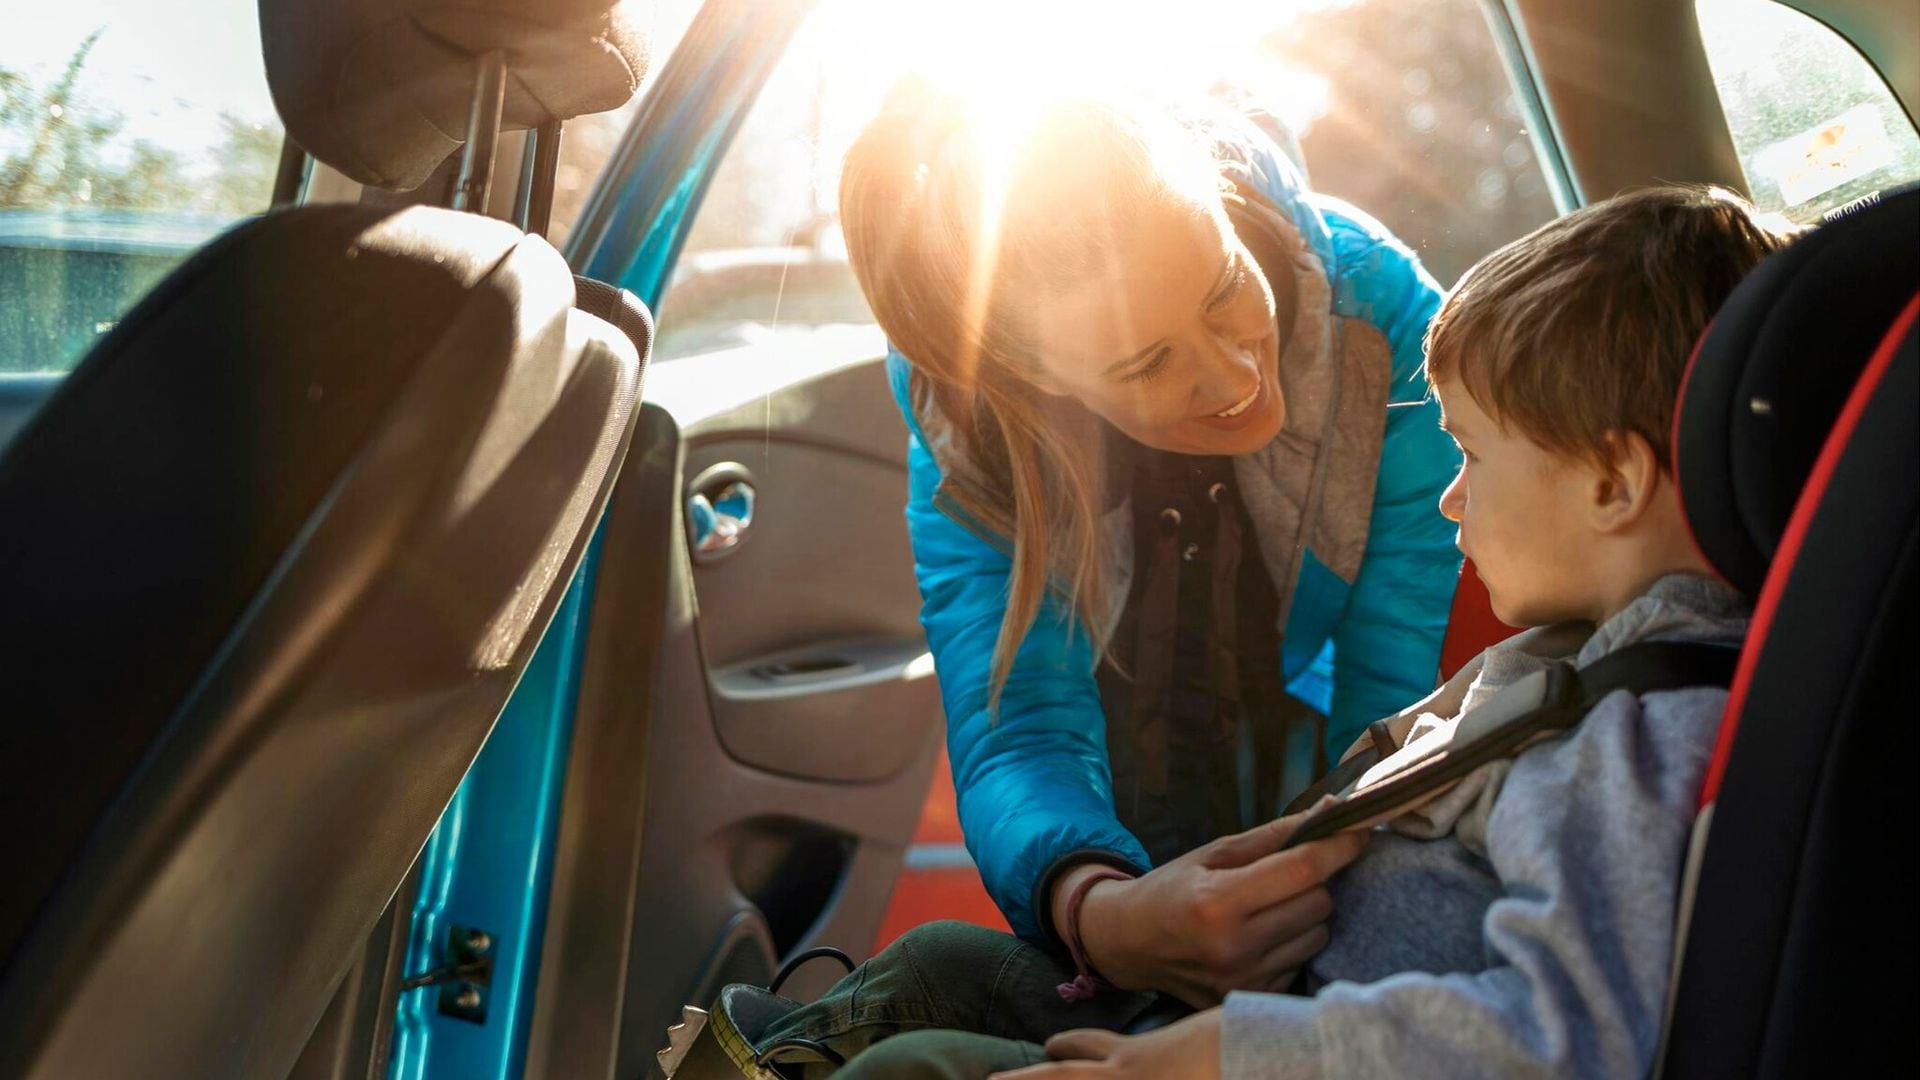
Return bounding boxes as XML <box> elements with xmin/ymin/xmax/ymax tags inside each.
<box><xmin>260</xmin><ymin>0</ymin><xmax>653</xmax><ymax>191</ymax></box>
<box><xmin>1674</xmin><ymin>185</ymin><xmax>1920</xmax><ymax>596</ymax></box>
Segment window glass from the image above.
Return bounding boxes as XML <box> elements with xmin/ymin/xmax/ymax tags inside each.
<box><xmin>1</xmin><ymin>1</ymin><xmax>284</xmax><ymax>373</ymax></box>
<box><xmin>545</xmin><ymin>0</ymin><xmax>706</xmax><ymax>250</ymax></box>
<box><xmin>1697</xmin><ymin>0</ymin><xmax>1920</xmax><ymax>222</ymax></box>
<box><xmin>652</xmin><ymin>4</ymin><xmax>893</xmax><ymax>364</ymax></box>
<box><xmin>656</xmin><ymin>0</ymin><xmax>1557</xmax><ymax>366</ymax></box>
<box><xmin>1245</xmin><ymin>0</ymin><xmax>1558</xmax><ymax>287</ymax></box>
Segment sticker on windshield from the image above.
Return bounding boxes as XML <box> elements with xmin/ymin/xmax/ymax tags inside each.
<box><xmin>1752</xmin><ymin>103</ymin><xmax>1897</xmax><ymax>208</ymax></box>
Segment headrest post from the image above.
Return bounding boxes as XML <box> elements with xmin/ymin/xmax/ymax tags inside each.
<box><xmin>269</xmin><ymin>139</ymin><xmax>312</xmax><ymax>208</ymax></box>
<box><xmin>514</xmin><ymin>121</ymin><xmax>564</xmax><ymax>238</ymax></box>
<box><xmin>451</xmin><ymin>50</ymin><xmax>509</xmax><ymax>212</ymax></box>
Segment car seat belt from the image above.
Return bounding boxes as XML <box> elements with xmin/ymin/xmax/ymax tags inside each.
<box><xmin>1279</xmin><ymin>641</ymin><xmax>1741</xmax><ymax>850</ymax></box>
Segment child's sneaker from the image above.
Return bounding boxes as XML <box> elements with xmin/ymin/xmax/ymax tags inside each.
<box><xmin>657</xmin><ymin>948</ymin><xmax>855</xmax><ymax>1079</ymax></box>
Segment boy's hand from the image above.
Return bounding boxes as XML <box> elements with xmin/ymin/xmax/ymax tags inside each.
<box><xmin>1058</xmin><ymin>800</ymin><xmax>1368</xmax><ymax>1008</ymax></box>
<box><xmin>988</xmin><ymin>1008</ymin><xmax>1223</xmax><ymax>1080</ymax></box>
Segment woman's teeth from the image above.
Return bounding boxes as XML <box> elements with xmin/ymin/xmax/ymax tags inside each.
<box><xmin>1215</xmin><ymin>382</ymin><xmax>1260</xmax><ymax>418</ymax></box>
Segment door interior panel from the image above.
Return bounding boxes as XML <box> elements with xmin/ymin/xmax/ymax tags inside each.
<box><xmin>708</xmin><ymin>635</ymin><xmax>935</xmax><ymax>783</ymax></box>
<box><xmin>523</xmin><ymin>348</ymin><xmax>943</xmax><ymax>1080</ymax></box>
<box><xmin>684</xmin><ymin>437</ymin><xmax>924</xmax><ymax>670</ymax></box>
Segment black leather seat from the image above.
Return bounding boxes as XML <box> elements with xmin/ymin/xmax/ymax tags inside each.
<box><xmin>0</xmin><ymin>3</ymin><xmax>653</xmax><ymax>1077</ymax></box>
<box><xmin>1661</xmin><ymin>186</ymin><xmax>1918</xmax><ymax>1077</ymax></box>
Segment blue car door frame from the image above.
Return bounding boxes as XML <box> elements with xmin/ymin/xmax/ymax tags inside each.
<box><xmin>388</xmin><ymin>3</ymin><xmax>821</xmax><ymax>1077</ymax></box>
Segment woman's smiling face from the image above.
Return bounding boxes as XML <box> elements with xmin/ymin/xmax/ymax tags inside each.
<box><xmin>1024</xmin><ymin>201</ymin><xmax>1292</xmax><ymax>456</ymax></box>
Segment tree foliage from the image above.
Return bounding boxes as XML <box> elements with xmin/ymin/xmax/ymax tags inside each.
<box><xmin>1261</xmin><ymin>0</ymin><xmax>1559</xmax><ymax>287</ymax></box>
<box><xmin>0</xmin><ymin>29</ymin><xmax>281</xmax><ymax>217</ymax></box>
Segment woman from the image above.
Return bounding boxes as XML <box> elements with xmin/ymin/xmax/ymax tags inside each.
<box><xmin>839</xmin><ymin>80</ymin><xmax>1463</xmax><ymax>1005</ymax></box>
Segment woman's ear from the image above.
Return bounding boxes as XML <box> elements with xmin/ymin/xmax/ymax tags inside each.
<box><xmin>1588</xmin><ymin>430</ymin><xmax>1663</xmax><ymax>534</ymax></box>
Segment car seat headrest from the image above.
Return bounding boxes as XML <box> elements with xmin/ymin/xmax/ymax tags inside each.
<box><xmin>260</xmin><ymin>0</ymin><xmax>654</xmax><ymax>191</ymax></box>
<box><xmin>1674</xmin><ymin>184</ymin><xmax>1920</xmax><ymax>596</ymax></box>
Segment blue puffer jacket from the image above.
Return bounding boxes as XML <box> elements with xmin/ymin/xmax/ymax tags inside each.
<box><xmin>885</xmin><ymin>121</ymin><xmax>1462</xmax><ymax>943</ymax></box>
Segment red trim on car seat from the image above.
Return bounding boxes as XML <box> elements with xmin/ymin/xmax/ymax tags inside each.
<box><xmin>1670</xmin><ymin>326</ymin><xmax>1732</xmax><ymax>587</ymax></box>
<box><xmin>1700</xmin><ymin>293</ymin><xmax>1920</xmax><ymax>808</ymax></box>
<box><xmin>1438</xmin><ymin>558</ymin><xmax>1516</xmax><ymax>681</ymax></box>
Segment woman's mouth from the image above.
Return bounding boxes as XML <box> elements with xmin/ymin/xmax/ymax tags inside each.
<box><xmin>1214</xmin><ymin>382</ymin><xmax>1261</xmax><ymax>419</ymax></box>
<box><xmin>1194</xmin><ymin>376</ymin><xmax>1268</xmax><ymax>431</ymax></box>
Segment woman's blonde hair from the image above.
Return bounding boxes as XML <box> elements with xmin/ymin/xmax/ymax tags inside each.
<box><xmin>839</xmin><ymin>81</ymin><xmax>1227</xmax><ymax>710</ymax></box>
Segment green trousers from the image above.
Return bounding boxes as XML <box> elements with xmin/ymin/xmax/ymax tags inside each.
<box><xmin>758</xmin><ymin>920</ymin><xmax>1162</xmax><ymax>1079</ymax></box>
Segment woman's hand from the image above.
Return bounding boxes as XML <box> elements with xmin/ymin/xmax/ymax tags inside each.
<box><xmin>1054</xmin><ymin>802</ymin><xmax>1367</xmax><ymax>1008</ymax></box>
<box><xmin>989</xmin><ymin>1008</ymin><xmax>1224</xmax><ymax>1080</ymax></box>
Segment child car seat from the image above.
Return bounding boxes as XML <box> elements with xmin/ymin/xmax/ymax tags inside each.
<box><xmin>1658</xmin><ymin>183</ymin><xmax>1918</xmax><ymax>1078</ymax></box>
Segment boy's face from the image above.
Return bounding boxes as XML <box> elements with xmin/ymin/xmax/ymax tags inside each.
<box><xmin>1433</xmin><ymin>376</ymin><xmax>1602</xmax><ymax>627</ymax></box>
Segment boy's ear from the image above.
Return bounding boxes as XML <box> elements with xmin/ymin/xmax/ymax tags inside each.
<box><xmin>1588</xmin><ymin>430</ymin><xmax>1663</xmax><ymax>533</ymax></box>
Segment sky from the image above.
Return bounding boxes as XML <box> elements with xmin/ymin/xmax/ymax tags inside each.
<box><xmin>3</xmin><ymin>0</ymin><xmax>278</xmax><ymax>155</ymax></box>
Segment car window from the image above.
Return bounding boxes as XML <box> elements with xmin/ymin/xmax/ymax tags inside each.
<box><xmin>654</xmin><ymin>0</ymin><xmax>1556</xmax><ymax>366</ymax></box>
<box><xmin>1</xmin><ymin>1</ymin><xmax>285</xmax><ymax>374</ymax></box>
<box><xmin>1233</xmin><ymin>0</ymin><xmax>1559</xmax><ymax>287</ymax></box>
<box><xmin>1697</xmin><ymin>0</ymin><xmax>1920</xmax><ymax>222</ymax></box>
<box><xmin>545</xmin><ymin>0</ymin><xmax>706</xmax><ymax>250</ymax></box>
<box><xmin>649</xmin><ymin>3</ymin><xmax>893</xmax><ymax>365</ymax></box>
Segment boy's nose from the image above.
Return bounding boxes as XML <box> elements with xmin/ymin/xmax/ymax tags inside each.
<box><xmin>1438</xmin><ymin>468</ymin><xmax>1467</xmax><ymax>523</ymax></box>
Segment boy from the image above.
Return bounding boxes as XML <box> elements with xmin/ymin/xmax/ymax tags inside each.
<box><xmin>670</xmin><ymin>186</ymin><xmax>1789</xmax><ymax>1080</ymax></box>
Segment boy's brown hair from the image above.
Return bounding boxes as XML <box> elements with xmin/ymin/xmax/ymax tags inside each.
<box><xmin>1424</xmin><ymin>185</ymin><xmax>1791</xmax><ymax>467</ymax></box>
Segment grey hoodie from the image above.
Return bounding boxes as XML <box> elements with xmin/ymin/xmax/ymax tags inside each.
<box><xmin>1223</xmin><ymin>573</ymin><xmax>1749</xmax><ymax>1078</ymax></box>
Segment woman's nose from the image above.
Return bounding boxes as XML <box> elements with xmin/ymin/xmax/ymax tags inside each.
<box><xmin>1199</xmin><ymin>332</ymin><xmax>1260</xmax><ymax>386</ymax></box>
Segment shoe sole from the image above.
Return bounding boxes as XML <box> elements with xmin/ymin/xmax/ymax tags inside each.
<box><xmin>659</xmin><ymin>1002</ymin><xmax>789</xmax><ymax>1080</ymax></box>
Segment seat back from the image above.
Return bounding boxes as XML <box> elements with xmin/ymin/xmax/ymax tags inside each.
<box><xmin>0</xmin><ymin>1</ymin><xmax>654</xmax><ymax>1074</ymax></box>
<box><xmin>1659</xmin><ymin>186</ymin><xmax>1919</xmax><ymax>1077</ymax></box>
<box><xmin>1436</xmin><ymin>558</ymin><xmax>1517</xmax><ymax>682</ymax></box>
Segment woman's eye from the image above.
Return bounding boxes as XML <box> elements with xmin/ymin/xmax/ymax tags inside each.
<box><xmin>1124</xmin><ymin>349</ymin><xmax>1172</xmax><ymax>384</ymax></box>
<box><xmin>1207</xmin><ymin>265</ymin><xmax>1248</xmax><ymax>314</ymax></box>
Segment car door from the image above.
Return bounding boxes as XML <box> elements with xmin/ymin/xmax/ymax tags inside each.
<box><xmin>494</xmin><ymin>3</ymin><xmax>949</xmax><ymax>1077</ymax></box>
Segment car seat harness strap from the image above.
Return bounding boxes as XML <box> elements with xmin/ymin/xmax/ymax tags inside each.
<box><xmin>1280</xmin><ymin>641</ymin><xmax>1740</xmax><ymax>849</ymax></box>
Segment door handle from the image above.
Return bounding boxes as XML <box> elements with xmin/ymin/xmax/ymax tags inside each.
<box><xmin>748</xmin><ymin>656</ymin><xmax>862</xmax><ymax>685</ymax></box>
<box><xmin>688</xmin><ymin>462</ymin><xmax>756</xmax><ymax>563</ymax></box>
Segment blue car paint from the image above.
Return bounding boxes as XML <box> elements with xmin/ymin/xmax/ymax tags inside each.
<box><xmin>390</xmin><ymin>573</ymin><xmax>594</xmax><ymax>1080</ymax></box>
<box><xmin>387</xmin><ymin>1</ymin><xmax>822</xmax><ymax>1076</ymax></box>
